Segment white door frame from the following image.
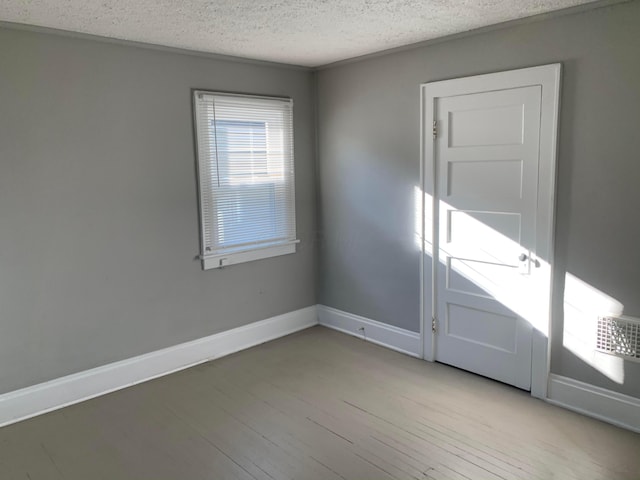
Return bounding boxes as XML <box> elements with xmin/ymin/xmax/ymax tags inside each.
<box><xmin>419</xmin><ymin>64</ymin><xmax>561</xmax><ymax>399</ymax></box>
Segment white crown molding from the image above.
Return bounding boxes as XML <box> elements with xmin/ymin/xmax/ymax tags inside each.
<box><xmin>317</xmin><ymin>0</ymin><xmax>632</xmax><ymax>70</ymax></box>
<box><xmin>0</xmin><ymin>20</ymin><xmax>311</xmax><ymax>71</ymax></box>
<box><xmin>0</xmin><ymin>305</ymin><xmax>318</xmax><ymax>428</ymax></box>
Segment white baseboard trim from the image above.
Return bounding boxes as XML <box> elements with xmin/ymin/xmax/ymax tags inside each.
<box><xmin>0</xmin><ymin>305</ymin><xmax>318</xmax><ymax>428</ymax></box>
<box><xmin>318</xmin><ymin>305</ymin><xmax>422</xmax><ymax>358</ymax></box>
<box><xmin>546</xmin><ymin>374</ymin><xmax>640</xmax><ymax>433</ymax></box>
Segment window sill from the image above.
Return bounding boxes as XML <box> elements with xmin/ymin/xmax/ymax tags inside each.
<box><xmin>201</xmin><ymin>240</ymin><xmax>299</xmax><ymax>270</ymax></box>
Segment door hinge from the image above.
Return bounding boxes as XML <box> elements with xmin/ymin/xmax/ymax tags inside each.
<box><xmin>432</xmin><ymin>120</ymin><xmax>437</xmax><ymax>139</ymax></box>
<box><xmin>431</xmin><ymin>316</ymin><xmax>437</xmax><ymax>333</ymax></box>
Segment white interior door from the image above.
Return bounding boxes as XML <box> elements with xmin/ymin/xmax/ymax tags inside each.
<box><xmin>421</xmin><ymin>64</ymin><xmax>561</xmax><ymax>397</ymax></box>
<box><xmin>431</xmin><ymin>83</ymin><xmax>543</xmax><ymax>390</ymax></box>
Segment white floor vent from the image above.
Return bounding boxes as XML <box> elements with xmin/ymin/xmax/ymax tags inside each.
<box><xmin>596</xmin><ymin>315</ymin><xmax>640</xmax><ymax>361</ymax></box>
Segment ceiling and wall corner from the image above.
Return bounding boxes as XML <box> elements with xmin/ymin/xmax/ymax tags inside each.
<box><xmin>0</xmin><ymin>0</ymin><xmax>618</xmax><ymax>67</ymax></box>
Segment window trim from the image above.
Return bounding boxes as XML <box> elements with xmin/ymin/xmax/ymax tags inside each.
<box><xmin>192</xmin><ymin>89</ymin><xmax>298</xmax><ymax>270</ymax></box>
<box><xmin>201</xmin><ymin>240</ymin><xmax>299</xmax><ymax>269</ymax></box>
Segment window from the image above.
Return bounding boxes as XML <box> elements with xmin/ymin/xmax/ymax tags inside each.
<box><xmin>193</xmin><ymin>91</ymin><xmax>297</xmax><ymax>269</ymax></box>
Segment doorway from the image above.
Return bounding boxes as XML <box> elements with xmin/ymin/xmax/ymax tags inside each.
<box><xmin>420</xmin><ymin>64</ymin><xmax>561</xmax><ymax>397</ymax></box>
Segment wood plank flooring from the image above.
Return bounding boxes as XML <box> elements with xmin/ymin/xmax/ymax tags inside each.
<box><xmin>1</xmin><ymin>326</ymin><xmax>639</xmax><ymax>479</ymax></box>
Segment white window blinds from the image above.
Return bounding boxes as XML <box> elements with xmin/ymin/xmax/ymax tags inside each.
<box><xmin>193</xmin><ymin>91</ymin><xmax>297</xmax><ymax>269</ymax></box>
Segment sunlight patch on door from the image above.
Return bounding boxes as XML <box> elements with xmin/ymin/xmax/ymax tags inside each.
<box><xmin>415</xmin><ymin>185</ymin><xmax>626</xmax><ymax>384</ymax></box>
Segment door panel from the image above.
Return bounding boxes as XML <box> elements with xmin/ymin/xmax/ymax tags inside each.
<box><xmin>434</xmin><ymin>86</ymin><xmax>542</xmax><ymax>390</ymax></box>
<box><xmin>447</xmin><ymin>258</ymin><xmax>517</xmax><ymax>297</ymax></box>
<box><xmin>447</xmin><ymin>104</ymin><xmax>524</xmax><ymax>147</ymax></box>
<box><xmin>447</xmin><ymin>160</ymin><xmax>523</xmax><ymax>203</ymax></box>
<box><xmin>446</xmin><ymin>303</ymin><xmax>518</xmax><ymax>353</ymax></box>
<box><xmin>450</xmin><ymin>210</ymin><xmax>521</xmax><ymax>247</ymax></box>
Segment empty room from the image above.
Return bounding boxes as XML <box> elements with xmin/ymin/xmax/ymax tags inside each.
<box><xmin>1</xmin><ymin>0</ymin><xmax>639</xmax><ymax>478</ymax></box>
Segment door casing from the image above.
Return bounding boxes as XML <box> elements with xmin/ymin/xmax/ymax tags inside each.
<box><xmin>419</xmin><ymin>64</ymin><xmax>561</xmax><ymax>399</ymax></box>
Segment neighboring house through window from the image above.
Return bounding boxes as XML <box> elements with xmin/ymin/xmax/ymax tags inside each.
<box><xmin>193</xmin><ymin>91</ymin><xmax>297</xmax><ymax>269</ymax></box>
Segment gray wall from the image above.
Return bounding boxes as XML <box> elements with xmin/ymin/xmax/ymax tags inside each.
<box><xmin>0</xmin><ymin>27</ymin><xmax>316</xmax><ymax>394</ymax></box>
<box><xmin>316</xmin><ymin>2</ymin><xmax>640</xmax><ymax>397</ymax></box>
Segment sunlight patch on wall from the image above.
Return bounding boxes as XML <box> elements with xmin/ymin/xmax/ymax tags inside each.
<box><xmin>414</xmin><ymin>184</ymin><xmax>432</xmax><ymax>255</ymax></box>
<box><xmin>563</xmin><ymin>273</ymin><xmax>625</xmax><ymax>384</ymax></box>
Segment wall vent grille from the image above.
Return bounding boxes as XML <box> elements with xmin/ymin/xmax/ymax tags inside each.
<box><xmin>596</xmin><ymin>315</ymin><xmax>640</xmax><ymax>362</ymax></box>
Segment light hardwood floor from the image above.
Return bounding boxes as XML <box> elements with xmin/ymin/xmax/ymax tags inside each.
<box><xmin>1</xmin><ymin>326</ymin><xmax>639</xmax><ymax>479</ymax></box>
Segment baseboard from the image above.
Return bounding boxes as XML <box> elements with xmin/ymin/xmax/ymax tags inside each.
<box><xmin>546</xmin><ymin>374</ymin><xmax>640</xmax><ymax>433</ymax></box>
<box><xmin>0</xmin><ymin>305</ymin><xmax>318</xmax><ymax>428</ymax></box>
<box><xmin>25</xmin><ymin>304</ymin><xmax>639</xmax><ymax>433</ymax></box>
<box><xmin>317</xmin><ymin>305</ymin><xmax>422</xmax><ymax>358</ymax></box>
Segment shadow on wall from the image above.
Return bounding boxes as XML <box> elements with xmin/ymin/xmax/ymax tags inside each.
<box><xmin>414</xmin><ymin>186</ymin><xmax>630</xmax><ymax>386</ymax></box>
<box><xmin>317</xmin><ymin>140</ymin><xmax>419</xmax><ymax>329</ymax></box>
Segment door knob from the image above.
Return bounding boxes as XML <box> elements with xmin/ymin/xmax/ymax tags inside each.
<box><xmin>519</xmin><ymin>253</ymin><xmax>528</xmax><ymax>262</ymax></box>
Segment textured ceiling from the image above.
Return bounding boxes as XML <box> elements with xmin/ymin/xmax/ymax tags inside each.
<box><xmin>1</xmin><ymin>0</ymin><xmax>600</xmax><ymax>67</ymax></box>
